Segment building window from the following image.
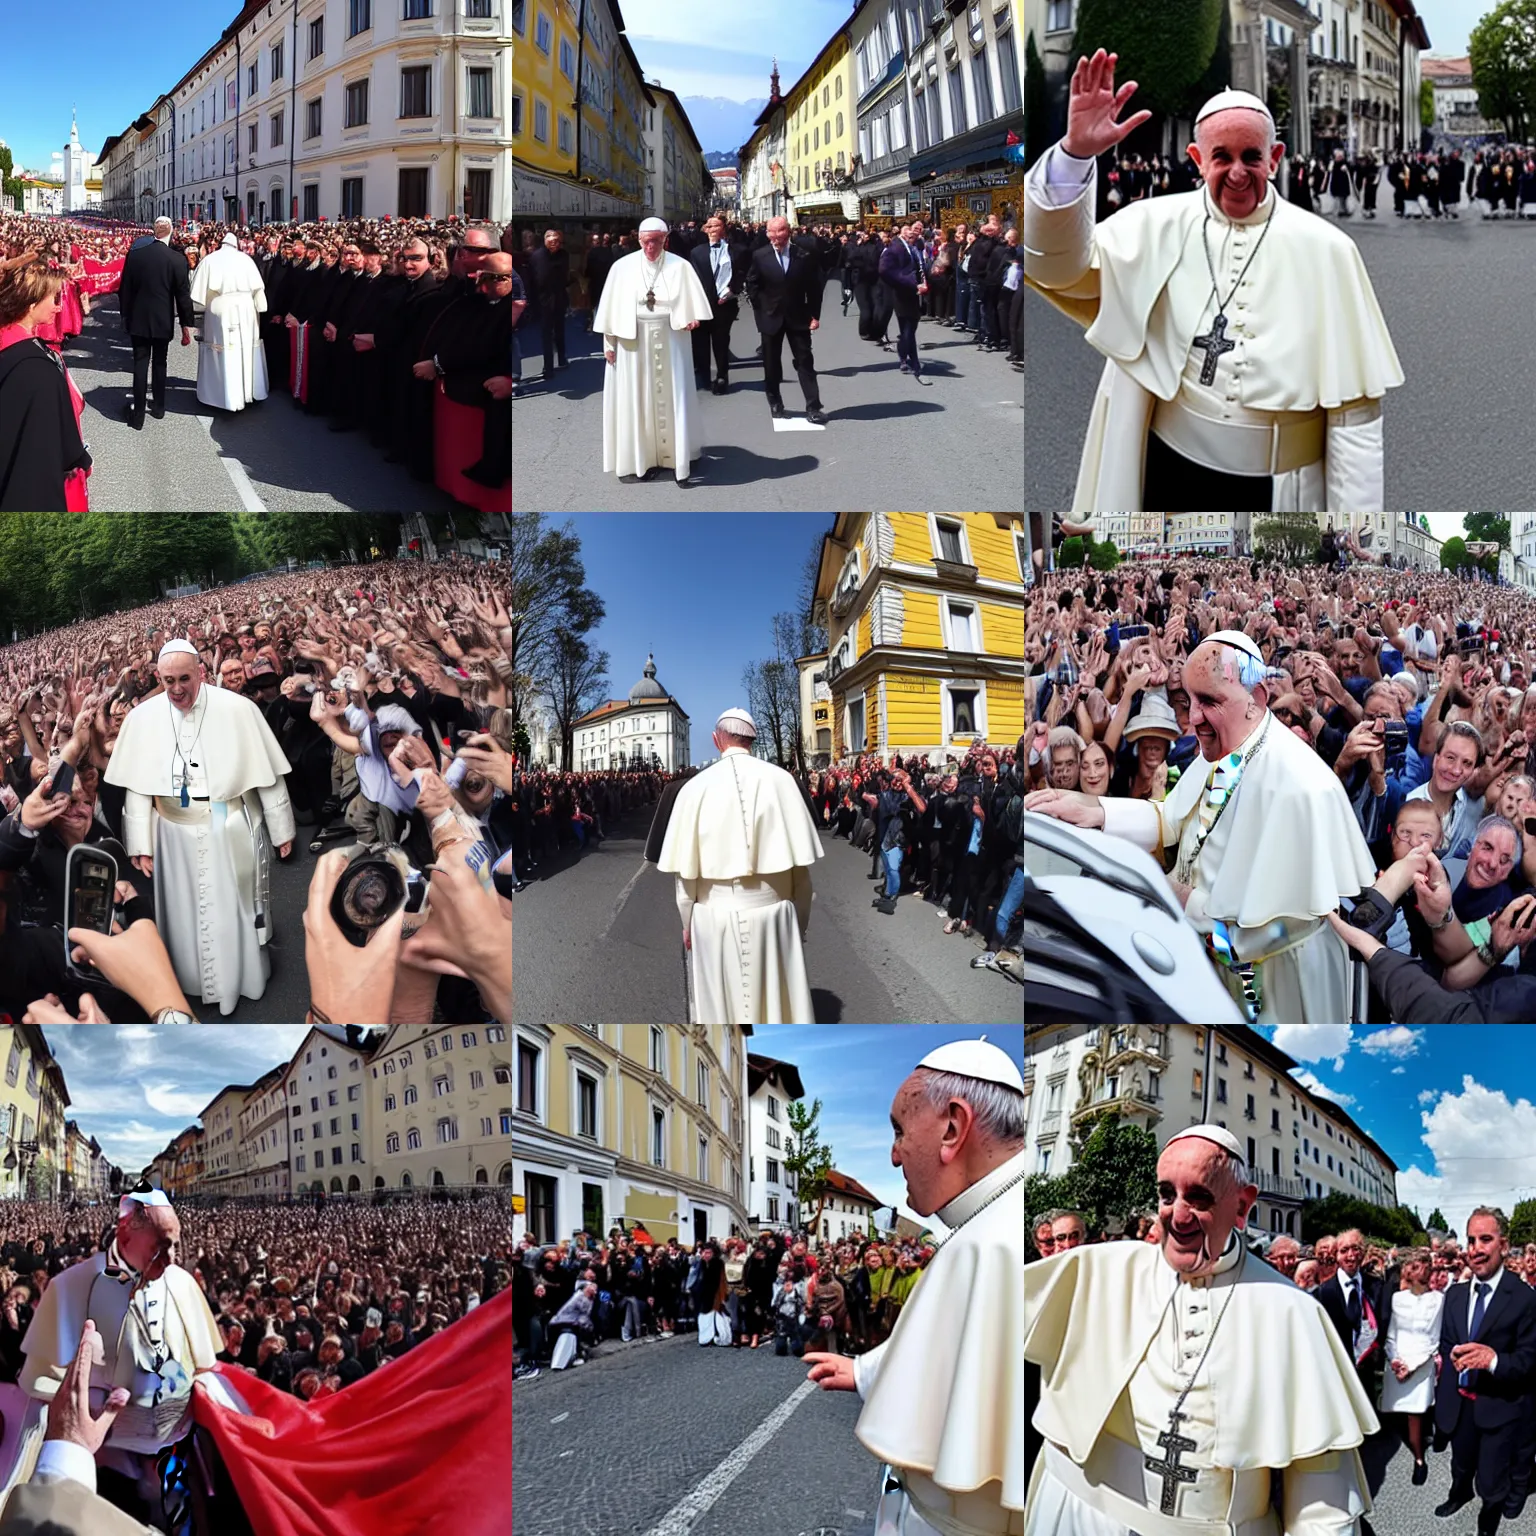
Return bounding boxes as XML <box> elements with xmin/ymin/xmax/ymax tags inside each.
<box><xmin>557</xmin><ymin>114</ymin><xmax>573</xmax><ymax>154</ymax></box>
<box><xmin>698</xmin><ymin>1137</ymin><xmax>708</xmax><ymax>1182</ymax></box>
<box><xmin>511</xmin><ymin>93</ymin><xmax>523</xmax><ymax>136</ymax></box>
<box><xmin>401</xmin><ymin>65</ymin><xmax>431</xmax><ymax>117</ymax></box>
<box><xmin>465</xmin><ymin>167</ymin><xmax>491</xmax><ymax>219</ymax></box>
<box><xmin>470</xmin><ymin>1070</ymin><xmax>483</xmax><ymax>1090</ymax></box>
<box><xmin>248</xmin><ymin>62</ymin><xmax>260</xmax><ymax>98</ymax></box>
<box><xmin>407</xmin><ymin>1128</ymin><xmax>421</xmax><ymax>1150</ymax></box>
<box><xmin>768</xmin><ymin>1196</ymin><xmax>779</xmax><ymax>1221</ymax></box>
<box><xmin>696</xmin><ymin>1062</ymin><xmax>708</xmax><ymax>1109</ymax></box>
<box><xmin>946</xmin><ymin>600</ymin><xmax>979</xmax><ymax>651</ymax></box>
<box><xmin>766</xmin><ymin>1157</ymin><xmax>780</xmax><ymax>1184</ymax></box>
<box><xmin>302</xmin><ymin>183</ymin><xmax>319</xmax><ymax>220</ymax></box>
<box><xmin>248</xmin><ymin>123</ymin><xmax>258</xmax><ymax>155</ymax></box>
<box><xmin>433</xmin><ymin>1075</ymin><xmax>450</xmax><ymax>1098</ymax></box>
<box><xmin>971</xmin><ymin>48</ymin><xmax>995</xmax><ymax>122</ymax></box>
<box><xmin>338</xmin><ymin>176</ymin><xmax>363</xmax><ymax>216</ymax></box>
<box><xmin>651</xmin><ymin>1108</ymin><xmax>665</xmax><ymax>1167</ymax></box>
<box><xmin>559</xmin><ymin>36</ymin><xmax>575</xmax><ymax>81</ymax></box>
<box><xmin>534</xmin><ymin>11</ymin><xmax>552</xmax><ymax>51</ymax></box>
<box><xmin>349</xmin><ymin>0</ymin><xmax>372</xmax><ymax>36</ymax></box>
<box><xmin>998</xmin><ymin>28</ymin><xmax>1022</xmax><ymax>113</ymax></box>
<box><xmin>384</xmin><ymin>1093</ymin><xmax>396</xmax><ymax>1113</ymax></box>
<box><xmin>651</xmin><ymin>1027</ymin><xmax>665</xmax><ymax>1073</ymax></box>
<box><xmin>271</xmin><ymin>39</ymin><xmax>285</xmax><ymax>81</ymax></box>
<box><xmin>295</xmin><ymin>1155</ymin><xmax>306</xmax><ymax>1172</ymax></box>
<box><xmin>948</xmin><ymin>65</ymin><xmax>968</xmax><ymax>133</ymax></box>
<box><xmin>405</xmin><ymin>0</ymin><xmax>432</xmax><ymax>15</ymax></box>
<box><xmin>1046</xmin><ymin>0</ymin><xmax>1074</xmax><ymax>28</ymax></box>
<box><xmin>348</xmin><ymin>1085</ymin><xmax>360</xmax><ymax>1102</ymax></box>
<box><xmin>327</xmin><ymin>1090</ymin><xmax>338</xmax><ymax>1107</ymax></box>
<box><xmin>438</xmin><ymin>1117</ymin><xmax>458</xmax><ymax>1144</ymax></box>
<box><xmin>306</xmin><ymin>98</ymin><xmax>323</xmax><ymax>139</ymax></box>
<box><xmin>516</xmin><ymin>1040</ymin><xmax>539</xmax><ymax>1113</ymax></box>
<box><xmin>398</xmin><ymin>165</ymin><xmax>429</xmax><ymax>216</ymax></box>
<box><xmin>345</xmin><ymin>79</ymin><xmax>370</xmax><ymax>128</ymax></box>
<box><xmin>468</xmin><ymin>67</ymin><xmax>494</xmax><ymax>118</ymax></box>
<box><xmin>934</xmin><ymin>516</ymin><xmax>966</xmax><ymax>563</ymax></box>
<box><xmin>308</xmin><ymin>14</ymin><xmax>325</xmax><ymax>60</ymax></box>
<box><xmin>468</xmin><ymin>0</ymin><xmax>493</xmax><ymax>14</ymax></box>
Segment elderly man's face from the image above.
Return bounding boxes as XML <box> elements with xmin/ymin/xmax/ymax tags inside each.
<box><xmin>1467</xmin><ymin>1214</ymin><xmax>1509</xmax><ymax>1280</ymax></box>
<box><xmin>1156</xmin><ymin>1137</ymin><xmax>1255</xmax><ymax>1277</ymax></box>
<box><xmin>1267</xmin><ymin>1242</ymin><xmax>1299</xmax><ymax>1277</ymax></box>
<box><xmin>1033</xmin><ymin>1223</ymin><xmax>1055</xmax><ymax>1258</ymax></box>
<box><xmin>117</xmin><ymin>1208</ymin><xmax>181</xmax><ymax>1282</ymax></box>
<box><xmin>638</xmin><ymin>227</ymin><xmax>667</xmax><ymax>259</ymax></box>
<box><xmin>1051</xmin><ymin>1215</ymin><xmax>1087</xmax><ymax>1250</ymax></box>
<box><xmin>159</xmin><ymin>660</ymin><xmax>205</xmax><ymax>712</ymax></box>
<box><xmin>888</xmin><ymin>1072</ymin><xmax>977</xmax><ymax>1217</ymax></box>
<box><xmin>1467</xmin><ymin>826</ymin><xmax>1518</xmax><ymax>890</ymax></box>
<box><xmin>1186</xmin><ymin>642</ymin><xmax>1261</xmax><ymax>760</ymax></box>
<box><xmin>1336</xmin><ymin>1231</ymin><xmax>1364</xmax><ymax>1275</ymax></box>
<box><xmin>766</xmin><ymin>217</ymin><xmax>791</xmax><ymax>251</ymax></box>
<box><xmin>219</xmin><ymin>658</ymin><xmax>247</xmax><ymax>689</ymax></box>
<box><xmin>1048</xmin><ymin>744</ymin><xmax>1079</xmax><ymax>789</ymax></box>
<box><xmin>1188</xmin><ymin>108</ymin><xmax>1285</xmax><ymax>220</ymax></box>
<box><xmin>1499</xmin><ymin>779</ymin><xmax>1534</xmax><ymax>822</ymax></box>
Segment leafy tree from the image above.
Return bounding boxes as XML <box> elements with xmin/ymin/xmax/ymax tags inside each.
<box><xmin>1187</xmin><ymin>0</ymin><xmax>1233</xmax><ymax>125</ymax></box>
<box><xmin>1420</xmin><ymin>77</ymin><xmax>1436</xmax><ymax>130</ymax></box>
<box><xmin>1088</xmin><ymin>538</ymin><xmax>1122</xmax><ymax>571</ymax></box>
<box><xmin>1469</xmin><ymin>0</ymin><xmax>1536</xmax><ymax>142</ymax></box>
<box><xmin>1057</xmin><ymin>536</ymin><xmax>1089</xmax><ymax>568</ymax></box>
<box><xmin>545</xmin><ymin>631</ymin><xmax>609</xmax><ymax>772</ymax></box>
<box><xmin>1426</xmin><ymin>1206</ymin><xmax>1450</xmax><ymax>1233</ymax></box>
<box><xmin>1049</xmin><ymin>1115</ymin><xmax>1158</xmax><ymax>1235</ymax></box>
<box><xmin>1254</xmin><ymin>513</ymin><xmax>1323</xmax><ymax>567</ymax></box>
<box><xmin>1440</xmin><ymin>535</ymin><xmax>1469</xmax><ymax>571</ymax></box>
<box><xmin>1512</xmin><ymin>1198</ymin><xmax>1536</xmax><ymax>1248</ymax></box>
<box><xmin>1419</xmin><ymin>514</ymin><xmax>1432</xmax><ymax>533</ymax></box>
<box><xmin>506</xmin><ymin>512</ymin><xmax>604</xmax><ymax>733</ymax></box>
<box><xmin>1073</xmin><ymin>0</ymin><xmax>1224</xmax><ymax>119</ymax></box>
<box><xmin>784</xmin><ymin>1098</ymin><xmax>834</xmax><ymax>1238</ymax></box>
<box><xmin>1301</xmin><ymin>1191</ymin><xmax>1418</xmax><ymax>1246</ymax></box>
<box><xmin>1025</xmin><ymin>32</ymin><xmax>1052</xmax><ymax>169</ymax></box>
<box><xmin>1463</xmin><ymin>511</ymin><xmax>1512</xmax><ymax>549</ymax></box>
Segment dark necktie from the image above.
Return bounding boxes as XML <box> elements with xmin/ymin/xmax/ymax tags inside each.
<box><xmin>1462</xmin><ymin>1280</ymin><xmax>1491</xmax><ymax>1388</ymax></box>
<box><xmin>1345</xmin><ymin>1276</ymin><xmax>1361</xmax><ymax>1335</ymax></box>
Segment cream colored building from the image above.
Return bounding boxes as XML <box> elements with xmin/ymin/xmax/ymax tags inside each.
<box><xmin>815</xmin><ymin>1169</ymin><xmax>883</xmax><ymax>1243</ymax></box>
<box><xmin>1024</xmin><ymin>1023</ymin><xmax>1399</xmax><ymax>1238</ymax></box>
<box><xmin>199</xmin><ymin>1083</ymin><xmax>256</xmax><ymax>1195</ymax></box>
<box><xmin>511</xmin><ymin>1025</ymin><xmax>750</xmax><ymax>1247</ymax></box>
<box><xmin>0</xmin><ymin>1029</ymin><xmax>60</xmax><ymax>1199</ymax></box>
<box><xmin>289</xmin><ymin>1026</ymin><xmax>372</xmax><ymax>1195</ymax></box>
<box><xmin>235</xmin><ymin>1064</ymin><xmax>292</xmax><ymax>1199</ymax></box>
<box><xmin>367</xmin><ymin>1023</ymin><xmax>511</xmax><ymax>1190</ymax></box>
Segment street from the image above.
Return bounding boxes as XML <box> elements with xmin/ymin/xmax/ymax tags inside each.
<box><xmin>63</xmin><ymin>294</ymin><xmax>465</xmax><ymax>514</ymax></box>
<box><xmin>1024</xmin><ymin>203</ymin><xmax>1536</xmax><ymax>513</ymax></box>
<box><xmin>511</xmin><ymin>805</ymin><xmax>1021</xmax><ymax>1025</ymax></box>
<box><xmin>512</xmin><ymin>294</ymin><xmax>1024</xmax><ymax>511</ymax></box>
<box><xmin>513</xmin><ymin>1331</ymin><xmax>879</xmax><ymax>1536</ymax></box>
<box><xmin>1364</xmin><ymin>1426</ymin><xmax>1536</xmax><ymax>1535</ymax></box>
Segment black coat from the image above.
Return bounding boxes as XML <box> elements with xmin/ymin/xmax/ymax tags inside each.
<box><xmin>0</xmin><ymin>342</ymin><xmax>89</xmax><ymax>511</ymax></box>
<box><xmin>688</xmin><ymin>239</ymin><xmax>749</xmax><ymax>310</ymax></box>
<box><xmin>527</xmin><ymin>247</ymin><xmax>571</xmax><ymax>313</ymax></box>
<box><xmin>1315</xmin><ymin>1269</ymin><xmax>1391</xmax><ymax>1388</ymax></box>
<box><xmin>744</xmin><ymin>243</ymin><xmax>825</xmax><ymax>334</ymax></box>
<box><xmin>118</xmin><ymin>238</ymin><xmax>195</xmax><ymax>340</ymax></box>
<box><xmin>1436</xmin><ymin>1272</ymin><xmax>1536</xmax><ymax>1433</ymax></box>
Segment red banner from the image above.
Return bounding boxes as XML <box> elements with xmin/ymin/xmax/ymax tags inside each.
<box><xmin>79</xmin><ymin>257</ymin><xmax>125</xmax><ymax>296</ymax></box>
<box><xmin>193</xmin><ymin>1288</ymin><xmax>511</xmax><ymax>1536</ymax></box>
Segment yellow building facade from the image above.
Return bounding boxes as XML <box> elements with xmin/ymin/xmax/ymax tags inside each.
<box><xmin>784</xmin><ymin>31</ymin><xmax>856</xmax><ymax>223</ymax></box>
<box><xmin>0</xmin><ymin>1029</ymin><xmax>54</xmax><ymax>1198</ymax></box>
<box><xmin>511</xmin><ymin>1025</ymin><xmax>750</xmax><ymax>1247</ymax></box>
<box><xmin>814</xmin><ymin>514</ymin><xmax>1027</xmax><ymax>761</ymax></box>
<box><xmin>512</xmin><ymin>0</ymin><xmax>579</xmax><ymax>179</ymax></box>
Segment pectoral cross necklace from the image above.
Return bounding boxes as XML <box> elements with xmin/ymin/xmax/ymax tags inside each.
<box><xmin>643</xmin><ymin>256</ymin><xmax>664</xmax><ymax>312</ymax></box>
<box><xmin>1143</xmin><ymin>1243</ymin><xmax>1244</xmax><ymax>1515</ymax></box>
<box><xmin>1193</xmin><ymin>192</ymin><xmax>1276</xmax><ymax>387</ymax></box>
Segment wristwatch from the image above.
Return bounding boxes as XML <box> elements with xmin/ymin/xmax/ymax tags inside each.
<box><xmin>1427</xmin><ymin>907</ymin><xmax>1455</xmax><ymax>931</ymax></box>
<box><xmin>153</xmin><ymin>1008</ymin><xmax>196</xmax><ymax>1025</ymax></box>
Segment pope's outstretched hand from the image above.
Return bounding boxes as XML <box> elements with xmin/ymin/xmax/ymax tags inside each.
<box><xmin>1062</xmin><ymin>49</ymin><xmax>1153</xmax><ymax>160</ymax></box>
<box><xmin>804</xmin><ymin>1351</ymin><xmax>856</xmax><ymax>1392</ymax></box>
<box><xmin>1024</xmin><ymin>787</ymin><xmax>1105</xmax><ymax>829</ymax></box>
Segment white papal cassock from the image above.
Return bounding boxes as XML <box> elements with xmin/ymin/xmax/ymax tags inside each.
<box><xmin>1097</xmin><ymin>711</ymin><xmax>1375</xmax><ymax>1024</ymax></box>
<box><xmin>656</xmin><ymin>747</ymin><xmax>823</xmax><ymax>1023</ymax></box>
<box><xmin>593</xmin><ymin>249</ymin><xmax>713</xmax><ymax>482</ymax></box>
<box><xmin>18</xmin><ymin>1249</ymin><xmax>228</xmax><ymax>1482</ymax></box>
<box><xmin>1026</xmin><ymin>1238</ymin><xmax>1378</xmax><ymax>1536</ymax></box>
<box><xmin>189</xmin><ymin>234</ymin><xmax>270</xmax><ymax>410</ymax></box>
<box><xmin>855</xmin><ymin>1147</ymin><xmax>1025</xmax><ymax>1536</ymax></box>
<box><xmin>104</xmin><ymin>683</ymin><xmax>295</xmax><ymax>1014</ymax></box>
<box><xmin>1023</xmin><ymin>143</ymin><xmax>1404</xmax><ymax>514</ymax></box>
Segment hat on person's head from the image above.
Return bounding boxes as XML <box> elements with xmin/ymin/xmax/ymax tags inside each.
<box><xmin>1195</xmin><ymin>89</ymin><xmax>1276</xmax><ymax>131</ymax></box>
<box><xmin>374</xmin><ymin>705</ymin><xmax>421</xmax><ymax>738</ymax></box>
<box><xmin>639</xmin><ymin>217</ymin><xmax>669</xmax><ymax>233</ymax></box>
<box><xmin>715</xmin><ymin>707</ymin><xmax>757</xmax><ymax>739</ymax></box>
<box><xmin>157</xmin><ymin>639</ymin><xmax>199</xmax><ymax>666</ymax></box>
<box><xmin>1124</xmin><ymin>693</ymin><xmax>1181</xmax><ymax>743</ymax></box>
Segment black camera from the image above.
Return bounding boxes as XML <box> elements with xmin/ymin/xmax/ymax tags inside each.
<box><xmin>329</xmin><ymin>843</ymin><xmax>429</xmax><ymax>947</ymax></box>
<box><xmin>1381</xmin><ymin>718</ymin><xmax>1409</xmax><ymax>769</ymax></box>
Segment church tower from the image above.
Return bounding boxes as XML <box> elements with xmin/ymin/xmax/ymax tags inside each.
<box><xmin>62</xmin><ymin>108</ymin><xmax>88</xmax><ymax>213</ymax></box>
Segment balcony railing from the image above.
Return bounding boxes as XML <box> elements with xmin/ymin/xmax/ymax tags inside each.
<box><xmin>1252</xmin><ymin>1170</ymin><xmax>1307</xmax><ymax>1202</ymax></box>
<box><xmin>1103</xmin><ymin>1032</ymin><xmax>1170</xmax><ymax>1072</ymax></box>
<box><xmin>1038</xmin><ymin>1110</ymin><xmax>1061</xmax><ymax>1135</ymax></box>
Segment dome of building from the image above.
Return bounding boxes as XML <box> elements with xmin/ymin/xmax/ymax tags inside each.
<box><xmin>629</xmin><ymin>653</ymin><xmax>667</xmax><ymax>704</ymax></box>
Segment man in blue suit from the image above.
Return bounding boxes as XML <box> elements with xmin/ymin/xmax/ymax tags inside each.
<box><xmin>878</xmin><ymin>222</ymin><xmax>928</xmax><ymax>381</ymax></box>
<box><xmin>1433</xmin><ymin>1206</ymin><xmax>1536</xmax><ymax>1534</ymax></box>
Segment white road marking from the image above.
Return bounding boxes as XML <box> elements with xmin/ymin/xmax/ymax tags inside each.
<box><xmin>601</xmin><ymin>859</ymin><xmax>650</xmax><ymax>942</ymax></box>
<box><xmin>197</xmin><ymin>415</ymin><xmax>268</xmax><ymax>511</ymax></box>
<box><xmin>641</xmin><ymin>1380</ymin><xmax>817</xmax><ymax>1536</ymax></box>
<box><xmin>550</xmin><ymin>1412</ymin><xmax>569</xmax><ymax>1424</ymax></box>
<box><xmin>771</xmin><ymin>418</ymin><xmax>826</xmax><ymax>432</ymax></box>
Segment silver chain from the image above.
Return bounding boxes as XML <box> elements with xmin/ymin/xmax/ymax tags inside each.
<box><xmin>931</xmin><ymin>1166</ymin><xmax>1027</xmax><ymax>1254</ymax></box>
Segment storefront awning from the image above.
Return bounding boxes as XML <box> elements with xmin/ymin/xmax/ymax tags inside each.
<box><xmin>908</xmin><ymin>113</ymin><xmax>1024</xmax><ymax>184</ymax></box>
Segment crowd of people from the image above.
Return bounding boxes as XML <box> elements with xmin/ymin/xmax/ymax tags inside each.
<box><xmin>512</xmin><ymin>1225</ymin><xmax>933</xmax><ymax>1379</ymax></box>
<box><xmin>1025</xmin><ymin>548</ymin><xmax>1536</xmax><ymax>1022</ymax></box>
<box><xmin>0</xmin><ymin>211</ymin><xmax>512</xmax><ymax>512</ymax></box>
<box><xmin>503</xmin><ymin>767</ymin><xmax>663</xmax><ymax>885</ymax></box>
<box><xmin>0</xmin><ymin>556</ymin><xmax>512</xmax><ymax>1025</ymax></box>
<box><xmin>0</xmin><ymin>1195</ymin><xmax>509</xmax><ymax>1402</ymax></box>
<box><xmin>509</xmin><ymin>213</ymin><xmax>1024</xmax><ymax>402</ymax></box>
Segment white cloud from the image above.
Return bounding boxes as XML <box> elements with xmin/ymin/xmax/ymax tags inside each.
<box><xmin>1271</xmin><ymin>1025</ymin><xmax>1352</xmax><ymax>1071</ymax></box>
<box><xmin>1393</xmin><ymin>1076</ymin><xmax>1536</xmax><ymax>1235</ymax></box>
<box><xmin>1358</xmin><ymin>1026</ymin><xmax>1424</xmax><ymax>1060</ymax></box>
<box><xmin>1418</xmin><ymin>1090</ymin><xmax>1438</xmax><ymax>1105</ymax></box>
<box><xmin>1392</xmin><ymin>1067</ymin><xmax>1406</xmax><ymax>1075</ymax></box>
<box><xmin>1290</xmin><ymin>1068</ymin><xmax>1355</xmax><ymax>1108</ymax></box>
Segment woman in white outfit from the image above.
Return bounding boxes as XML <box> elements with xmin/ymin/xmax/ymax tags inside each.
<box><xmin>1380</xmin><ymin>1248</ymin><xmax>1445</xmax><ymax>1484</ymax></box>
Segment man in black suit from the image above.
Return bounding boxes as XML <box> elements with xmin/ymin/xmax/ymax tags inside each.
<box><xmin>526</xmin><ymin>228</ymin><xmax>570</xmax><ymax>381</ymax></box>
<box><xmin>849</xmin><ymin>229</ymin><xmax>883</xmax><ymax>340</ymax></box>
<box><xmin>1434</xmin><ymin>1208</ymin><xmax>1536</xmax><ymax>1534</ymax></box>
<box><xmin>116</xmin><ymin>216</ymin><xmax>194</xmax><ymax>430</ymax></box>
<box><xmin>688</xmin><ymin>216</ymin><xmax>747</xmax><ymax>394</ymax></box>
<box><xmin>1315</xmin><ymin>1227</ymin><xmax>1390</xmax><ymax>1398</ymax></box>
<box><xmin>744</xmin><ymin>216</ymin><xmax>826</xmax><ymax>424</ymax></box>
<box><xmin>878</xmin><ymin>221</ymin><xmax>929</xmax><ymax>381</ymax></box>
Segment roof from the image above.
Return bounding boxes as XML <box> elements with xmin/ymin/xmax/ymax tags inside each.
<box><xmin>1386</xmin><ymin>0</ymin><xmax>1430</xmax><ymax>50</ymax></box>
<box><xmin>824</xmin><ymin>1168</ymin><xmax>882</xmax><ymax>1206</ymax></box>
<box><xmin>197</xmin><ymin>1082</ymin><xmax>256</xmax><ymax>1121</ymax></box>
<box><xmin>630</xmin><ymin>652</ymin><xmax>668</xmax><ymax>703</ymax></box>
<box><xmin>575</xmin><ymin>695</ymin><xmax>687</xmax><ymax>725</ymax></box>
<box><xmin>747</xmin><ymin>1053</ymin><xmax>805</xmax><ymax>1099</ymax></box>
<box><xmin>646</xmin><ymin>85</ymin><xmax>705</xmax><ymax>159</ymax></box>
<box><xmin>1420</xmin><ymin>56</ymin><xmax>1471</xmax><ymax>80</ymax></box>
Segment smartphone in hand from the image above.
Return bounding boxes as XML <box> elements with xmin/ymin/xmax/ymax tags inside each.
<box><xmin>64</xmin><ymin>843</ymin><xmax>118</xmax><ymax>984</ymax></box>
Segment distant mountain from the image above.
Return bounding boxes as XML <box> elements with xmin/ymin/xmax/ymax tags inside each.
<box><xmin>703</xmin><ymin>150</ymin><xmax>737</xmax><ymax>171</ymax></box>
<box><xmin>680</xmin><ymin>97</ymin><xmax>767</xmax><ymax>156</ymax></box>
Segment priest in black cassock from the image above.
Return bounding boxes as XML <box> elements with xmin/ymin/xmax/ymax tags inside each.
<box><xmin>312</xmin><ymin>242</ymin><xmax>364</xmax><ymax>418</ymax></box>
<box><xmin>382</xmin><ymin>239</ymin><xmax>443</xmax><ymax>476</ymax></box>
<box><xmin>262</xmin><ymin>238</ymin><xmax>299</xmax><ymax>392</ymax></box>
<box><xmin>433</xmin><ymin>252</ymin><xmax>513</xmax><ymax>497</ymax></box>
<box><xmin>328</xmin><ymin>240</ymin><xmax>392</xmax><ymax>434</ymax></box>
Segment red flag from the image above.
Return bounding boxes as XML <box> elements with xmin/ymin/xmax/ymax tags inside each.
<box><xmin>194</xmin><ymin>1289</ymin><xmax>511</xmax><ymax>1536</ymax></box>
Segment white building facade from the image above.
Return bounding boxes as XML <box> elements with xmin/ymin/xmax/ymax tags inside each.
<box><xmin>746</xmin><ymin>1053</ymin><xmax>803</xmax><ymax>1231</ymax></box>
<box><xmin>288</xmin><ymin>1026</ymin><xmax>372</xmax><ymax>1194</ymax></box>
<box><xmin>572</xmin><ymin>654</ymin><xmax>690</xmax><ymax>772</ymax></box>
<box><xmin>1515</xmin><ymin>513</ymin><xmax>1536</xmax><ymax>593</ymax></box>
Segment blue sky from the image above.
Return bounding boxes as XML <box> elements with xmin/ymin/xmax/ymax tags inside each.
<box><xmin>1415</xmin><ymin>0</ymin><xmax>1479</xmax><ymax>56</ymax></box>
<box><xmin>47</xmin><ymin>1025</ymin><xmax>310</xmax><ymax>1175</ymax></box>
<box><xmin>0</xmin><ymin>1</ymin><xmax>225</xmax><ymax>175</ymax></box>
<box><xmin>1260</xmin><ymin>1025</ymin><xmax>1536</xmax><ymax>1237</ymax></box>
<box><xmin>753</xmin><ymin>1025</ymin><xmax>1024</xmax><ymax>1228</ymax></box>
<box><xmin>559</xmin><ymin>513</ymin><xmax>832</xmax><ymax>762</ymax></box>
<box><xmin>619</xmin><ymin>0</ymin><xmax>849</xmax><ymax>105</ymax></box>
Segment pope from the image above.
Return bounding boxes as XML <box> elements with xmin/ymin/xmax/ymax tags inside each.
<box><xmin>1025</xmin><ymin>51</ymin><xmax>1404</xmax><ymax>515</ymax></box>
<box><xmin>1026</xmin><ymin>1125</ymin><xmax>1378</xmax><ymax>1536</ymax></box>
<box><xmin>804</xmin><ymin>1036</ymin><xmax>1025</xmax><ymax>1536</ymax></box>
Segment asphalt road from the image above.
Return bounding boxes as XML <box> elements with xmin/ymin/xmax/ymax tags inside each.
<box><xmin>513</xmin><ymin>1330</ymin><xmax>879</xmax><ymax>1536</ymax></box>
<box><xmin>62</xmin><ymin>293</ymin><xmax>464</xmax><ymax>513</ymax></box>
<box><xmin>511</xmin><ymin>804</ymin><xmax>1022</xmax><ymax>1025</ymax></box>
<box><xmin>1364</xmin><ymin>1422</ymin><xmax>1536</xmax><ymax>1536</ymax></box>
<box><xmin>1024</xmin><ymin>199</ymin><xmax>1536</xmax><ymax>513</ymax></box>
<box><xmin>511</xmin><ymin>289</ymin><xmax>1024</xmax><ymax>511</ymax></box>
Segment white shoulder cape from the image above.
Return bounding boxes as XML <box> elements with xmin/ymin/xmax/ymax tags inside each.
<box><xmin>1157</xmin><ymin>713</ymin><xmax>1376</xmax><ymax>927</ymax></box>
<box><xmin>191</xmin><ymin>247</ymin><xmax>267</xmax><ymax>306</ymax></box>
<box><xmin>592</xmin><ymin>250</ymin><xmax>713</xmax><ymax>341</ymax></box>
<box><xmin>656</xmin><ymin>750</ymin><xmax>824</xmax><ymax>879</ymax></box>
<box><xmin>104</xmin><ymin>684</ymin><xmax>293</xmax><ymax>801</ymax></box>
<box><xmin>855</xmin><ymin>1151</ymin><xmax>1025</xmax><ymax>1510</ymax></box>
<box><xmin>1026</xmin><ymin>1240</ymin><xmax>1378</xmax><ymax>1471</ymax></box>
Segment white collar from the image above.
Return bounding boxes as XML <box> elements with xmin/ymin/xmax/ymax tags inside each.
<box><xmin>1472</xmin><ymin>1267</ymin><xmax>1503</xmax><ymax>1297</ymax></box>
<box><xmin>935</xmin><ymin>1145</ymin><xmax>1027</xmax><ymax>1229</ymax></box>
